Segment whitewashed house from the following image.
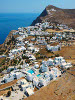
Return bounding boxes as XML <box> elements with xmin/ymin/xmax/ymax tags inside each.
<box><xmin>34</xmin><ymin>64</ymin><xmax>39</xmax><ymax>69</ymax></box>
<box><xmin>18</xmin><ymin>27</ymin><xmax>23</xmax><ymax>32</ymax></box>
<box><xmin>4</xmin><ymin>76</ymin><xmax>14</xmax><ymax>83</ymax></box>
<box><xmin>26</xmin><ymin>73</ymin><xmax>34</xmax><ymax>82</ymax></box>
<box><xmin>20</xmin><ymin>79</ymin><xmax>27</xmax><ymax>85</ymax></box>
<box><xmin>46</xmin><ymin>45</ymin><xmax>61</xmax><ymax>51</ymax></box>
<box><xmin>9</xmin><ymin>55</ymin><xmax>14</xmax><ymax>60</ymax></box>
<box><xmin>50</xmin><ymin>67</ymin><xmax>61</xmax><ymax>79</ymax></box>
<box><xmin>44</xmin><ymin>72</ymin><xmax>50</xmax><ymax>78</ymax></box>
<box><xmin>3</xmin><ymin>74</ymin><xmax>14</xmax><ymax>83</ymax></box>
<box><xmin>21</xmin><ymin>83</ymin><xmax>29</xmax><ymax>91</ymax></box>
<box><xmin>27</xmin><ymin>47</ymin><xmax>34</xmax><ymax>51</ymax></box>
<box><xmin>29</xmin><ymin>55</ymin><xmax>36</xmax><ymax>60</ymax></box>
<box><xmin>16</xmin><ymin>42</ymin><xmax>25</xmax><ymax>47</ymax></box>
<box><xmin>61</xmin><ymin>62</ymin><xmax>72</xmax><ymax>69</ymax></box>
<box><xmin>40</xmin><ymin>64</ymin><xmax>49</xmax><ymax>73</ymax></box>
<box><xmin>49</xmin><ymin>72</ymin><xmax>54</xmax><ymax>80</ymax></box>
<box><xmin>54</xmin><ymin>56</ymin><xmax>65</xmax><ymax>66</ymax></box>
<box><xmin>47</xmin><ymin>58</ymin><xmax>54</xmax><ymax>66</ymax></box>
<box><xmin>15</xmin><ymin>72</ymin><xmax>24</xmax><ymax>79</ymax></box>
<box><xmin>42</xmin><ymin>60</ymin><xmax>47</xmax><ymax>66</ymax></box>
<box><xmin>25</xmin><ymin>88</ymin><xmax>34</xmax><ymax>96</ymax></box>
<box><xmin>33</xmin><ymin>77</ymin><xmax>39</xmax><ymax>86</ymax></box>
<box><xmin>16</xmin><ymin>36</ymin><xmax>23</xmax><ymax>42</ymax></box>
<box><xmin>7</xmin><ymin>66</ymin><xmax>16</xmax><ymax>72</ymax></box>
<box><xmin>39</xmin><ymin>78</ymin><xmax>47</xmax><ymax>86</ymax></box>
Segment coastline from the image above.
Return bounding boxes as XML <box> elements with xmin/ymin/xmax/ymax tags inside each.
<box><xmin>0</xmin><ymin>13</ymin><xmax>39</xmax><ymax>44</ymax></box>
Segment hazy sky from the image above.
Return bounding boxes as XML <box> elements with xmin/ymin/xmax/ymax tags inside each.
<box><xmin>0</xmin><ymin>0</ymin><xmax>75</xmax><ymax>13</ymax></box>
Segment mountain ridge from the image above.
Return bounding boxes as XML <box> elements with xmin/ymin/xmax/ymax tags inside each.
<box><xmin>31</xmin><ymin>5</ymin><xmax>75</xmax><ymax>29</ymax></box>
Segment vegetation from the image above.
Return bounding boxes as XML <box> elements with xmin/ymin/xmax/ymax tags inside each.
<box><xmin>22</xmin><ymin>55</ymin><xmax>29</xmax><ymax>59</ymax></box>
<box><xmin>50</xmin><ymin>56</ymin><xmax>54</xmax><ymax>58</ymax></box>
<box><xmin>55</xmin><ymin>54</ymin><xmax>59</xmax><ymax>57</ymax></box>
<box><xmin>46</xmin><ymin>49</ymin><xmax>54</xmax><ymax>54</ymax></box>
<box><xmin>13</xmin><ymin>59</ymin><xmax>18</xmax><ymax>65</ymax></box>
<box><xmin>36</xmin><ymin>55</ymin><xmax>46</xmax><ymax>59</ymax></box>
<box><xmin>18</xmin><ymin>66</ymin><xmax>22</xmax><ymax>69</ymax></box>
<box><xmin>58</xmin><ymin>47</ymin><xmax>60</xmax><ymax>51</ymax></box>
<box><xmin>23</xmin><ymin>50</ymin><xmax>26</xmax><ymax>54</ymax></box>
<box><xmin>0</xmin><ymin>49</ymin><xmax>6</xmax><ymax>55</ymax></box>
<box><xmin>18</xmin><ymin>58</ymin><xmax>21</xmax><ymax>64</ymax></box>
<box><xmin>7</xmin><ymin>40</ymin><xmax>12</xmax><ymax>45</ymax></box>
<box><xmin>25</xmin><ymin>59</ymin><xmax>30</xmax><ymax>63</ymax></box>
<box><xmin>35</xmin><ymin>52</ymin><xmax>40</xmax><ymax>56</ymax></box>
<box><xmin>20</xmin><ymin>61</ymin><xmax>23</xmax><ymax>65</ymax></box>
<box><xmin>7</xmin><ymin>91</ymin><xmax>11</xmax><ymax>97</ymax></box>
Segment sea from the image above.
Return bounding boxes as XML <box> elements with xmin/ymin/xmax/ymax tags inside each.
<box><xmin>0</xmin><ymin>13</ymin><xmax>39</xmax><ymax>44</ymax></box>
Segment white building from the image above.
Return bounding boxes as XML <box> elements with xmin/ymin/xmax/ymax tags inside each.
<box><xmin>39</xmin><ymin>78</ymin><xmax>47</xmax><ymax>86</ymax></box>
<box><xmin>7</xmin><ymin>66</ymin><xmax>16</xmax><ymax>72</ymax></box>
<box><xmin>20</xmin><ymin>79</ymin><xmax>27</xmax><ymax>85</ymax></box>
<box><xmin>47</xmin><ymin>58</ymin><xmax>54</xmax><ymax>66</ymax></box>
<box><xmin>61</xmin><ymin>62</ymin><xmax>72</xmax><ymax>69</ymax></box>
<box><xmin>25</xmin><ymin>88</ymin><xmax>34</xmax><ymax>96</ymax></box>
<box><xmin>33</xmin><ymin>77</ymin><xmax>39</xmax><ymax>86</ymax></box>
<box><xmin>29</xmin><ymin>55</ymin><xmax>36</xmax><ymax>60</ymax></box>
<box><xmin>50</xmin><ymin>67</ymin><xmax>61</xmax><ymax>79</ymax></box>
<box><xmin>21</xmin><ymin>83</ymin><xmax>29</xmax><ymax>91</ymax></box>
<box><xmin>34</xmin><ymin>64</ymin><xmax>39</xmax><ymax>69</ymax></box>
<box><xmin>54</xmin><ymin>56</ymin><xmax>65</xmax><ymax>66</ymax></box>
<box><xmin>15</xmin><ymin>72</ymin><xmax>24</xmax><ymax>79</ymax></box>
<box><xmin>46</xmin><ymin>45</ymin><xmax>61</xmax><ymax>51</ymax></box>
<box><xmin>26</xmin><ymin>73</ymin><xmax>34</xmax><ymax>82</ymax></box>
<box><xmin>40</xmin><ymin>64</ymin><xmax>49</xmax><ymax>73</ymax></box>
<box><xmin>3</xmin><ymin>74</ymin><xmax>14</xmax><ymax>83</ymax></box>
<box><xmin>44</xmin><ymin>72</ymin><xmax>50</xmax><ymax>78</ymax></box>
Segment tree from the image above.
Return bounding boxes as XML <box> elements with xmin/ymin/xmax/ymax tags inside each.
<box><xmin>23</xmin><ymin>50</ymin><xmax>26</xmax><ymax>54</ymax></box>
<box><xmin>55</xmin><ymin>54</ymin><xmax>59</xmax><ymax>57</ymax></box>
<box><xmin>22</xmin><ymin>55</ymin><xmax>29</xmax><ymax>59</ymax></box>
<box><xmin>52</xmin><ymin>26</ymin><xmax>55</xmax><ymax>30</ymax></box>
<box><xmin>12</xmin><ymin>36</ymin><xmax>15</xmax><ymax>41</ymax></box>
<box><xmin>58</xmin><ymin>47</ymin><xmax>60</xmax><ymax>51</ymax></box>
<box><xmin>25</xmin><ymin>59</ymin><xmax>30</xmax><ymax>63</ymax></box>
<box><xmin>20</xmin><ymin>61</ymin><xmax>23</xmax><ymax>65</ymax></box>
<box><xmin>18</xmin><ymin>66</ymin><xmax>22</xmax><ymax>69</ymax></box>
<box><xmin>0</xmin><ymin>69</ymin><xmax>1</xmax><ymax>73</ymax></box>
<box><xmin>6</xmin><ymin>66</ymin><xmax>8</xmax><ymax>70</ymax></box>
<box><xmin>7</xmin><ymin>91</ymin><xmax>11</xmax><ymax>97</ymax></box>
<box><xmin>13</xmin><ymin>59</ymin><xmax>17</xmax><ymax>65</ymax></box>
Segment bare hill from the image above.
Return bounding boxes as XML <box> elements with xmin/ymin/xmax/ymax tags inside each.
<box><xmin>25</xmin><ymin>67</ymin><xmax>75</xmax><ymax>100</ymax></box>
<box><xmin>31</xmin><ymin>5</ymin><xmax>75</xmax><ymax>29</ymax></box>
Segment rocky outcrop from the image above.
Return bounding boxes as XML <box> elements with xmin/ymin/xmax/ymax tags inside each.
<box><xmin>31</xmin><ymin>5</ymin><xmax>75</xmax><ymax>29</ymax></box>
<box><xmin>31</xmin><ymin>8</ymin><xmax>48</xmax><ymax>26</ymax></box>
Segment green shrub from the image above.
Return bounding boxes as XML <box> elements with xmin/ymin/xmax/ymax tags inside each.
<box><xmin>7</xmin><ymin>91</ymin><xmax>11</xmax><ymax>97</ymax></box>
<box><xmin>25</xmin><ymin>59</ymin><xmax>30</xmax><ymax>63</ymax></box>
<box><xmin>22</xmin><ymin>55</ymin><xmax>29</xmax><ymax>59</ymax></box>
<box><xmin>55</xmin><ymin>54</ymin><xmax>59</xmax><ymax>57</ymax></box>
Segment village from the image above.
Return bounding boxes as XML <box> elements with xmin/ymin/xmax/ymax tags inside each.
<box><xmin>0</xmin><ymin>21</ymin><xmax>75</xmax><ymax>100</ymax></box>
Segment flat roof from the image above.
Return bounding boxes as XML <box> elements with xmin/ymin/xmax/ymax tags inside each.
<box><xmin>26</xmin><ymin>88</ymin><xmax>34</xmax><ymax>95</ymax></box>
<box><xmin>20</xmin><ymin>79</ymin><xmax>27</xmax><ymax>83</ymax></box>
<box><xmin>21</xmin><ymin>83</ymin><xmax>29</xmax><ymax>87</ymax></box>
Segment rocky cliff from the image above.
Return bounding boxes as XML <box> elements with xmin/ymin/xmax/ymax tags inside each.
<box><xmin>31</xmin><ymin>5</ymin><xmax>75</xmax><ymax>28</ymax></box>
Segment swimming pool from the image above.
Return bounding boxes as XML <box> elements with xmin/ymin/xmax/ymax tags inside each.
<box><xmin>27</xmin><ymin>69</ymin><xmax>34</xmax><ymax>74</ymax></box>
<box><xmin>37</xmin><ymin>74</ymin><xmax>42</xmax><ymax>78</ymax></box>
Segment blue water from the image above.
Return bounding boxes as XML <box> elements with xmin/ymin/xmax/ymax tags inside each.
<box><xmin>0</xmin><ymin>13</ymin><xmax>39</xmax><ymax>44</ymax></box>
<box><xmin>27</xmin><ymin>69</ymin><xmax>34</xmax><ymax>74</ymax></box>
<box><xmin>37</xmin><ymin>74</ymin><xmax>42</xmax><ymax>78</ymax></box>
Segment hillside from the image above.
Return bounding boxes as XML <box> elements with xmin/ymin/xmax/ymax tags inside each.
<box><xmin>31</xmin><ymin>5</ymin><xmax>75</xmax><ymax>29</ymax></box>
<box><xmin>25</xmin><ymin>67</ymin><xmax>75</xmax><ymax>100</ymax></box>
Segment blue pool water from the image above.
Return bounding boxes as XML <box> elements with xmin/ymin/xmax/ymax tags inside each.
<box><xmin>27</xmin><ymin>69</ymin><xmax>34</xmax><ymax>74</ymax></box>
<box><xmin>37</xmin><ymin>74</ymin><xmax>42</xmax><ymax>77</ymax></box>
